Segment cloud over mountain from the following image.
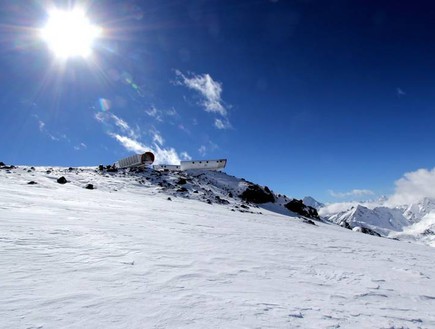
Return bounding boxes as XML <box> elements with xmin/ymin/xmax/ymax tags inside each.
<box><xmin>388</xmin><ymin>167</ymin><xmax>435</xmax><ymax>206</ymax></box>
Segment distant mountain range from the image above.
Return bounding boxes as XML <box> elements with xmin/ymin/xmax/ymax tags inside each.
<box><xmin>317</xmin><ymin>197</ymin><xmax>435</xmax><ymax>247</ymax></box>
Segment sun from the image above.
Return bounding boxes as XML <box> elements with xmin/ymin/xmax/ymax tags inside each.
<box><xmin>41</xmin><ymin>8</ymin><xmax>102</xmax><ymax>59</ymax></box>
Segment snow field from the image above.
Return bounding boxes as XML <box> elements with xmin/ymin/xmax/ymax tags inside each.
<box><xmin>1</xmin><ymin>167</ymin><xmax>434</xmax><ymax>328</ymax></box>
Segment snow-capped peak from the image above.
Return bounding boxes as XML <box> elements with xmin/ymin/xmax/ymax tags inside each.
<box><xmin>302</xmin><ymin>196</ymin><xmax>324</xmax><ymax>210</ymax></box>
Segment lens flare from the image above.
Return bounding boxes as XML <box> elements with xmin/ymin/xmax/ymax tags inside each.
<box><xmin>99</xmin><ymin>98</ymin><xmax>111</xmax><ymax>111</ymax></box>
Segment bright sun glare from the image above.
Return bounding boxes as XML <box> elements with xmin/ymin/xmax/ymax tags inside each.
<box><xmin>41</xmin><ymin>8</ymin><xmax>101</xmax><ymax>59</ymax></box>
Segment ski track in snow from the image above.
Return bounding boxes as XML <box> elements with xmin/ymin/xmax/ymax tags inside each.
<box><xmin>0</xmin><ymin>167</ymin><xmax>434</xmax><ymax>329</ymax></box>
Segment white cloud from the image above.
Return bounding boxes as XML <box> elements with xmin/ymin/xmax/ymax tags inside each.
<box><xmin>145</xmin><ymin>106</ymin><xmax>179</xmax><ymax>124</ymax></box>
<box><xmin>109</xmin><ymin>133</ymin><xmax>180</xmax><ymax>164</ymax></box>
<box><xmin>175</xmin><ymin>70</ymin><xmax>226</xmax><ymax>116</ymax></box>
<box><xmin>198</xmin><ymin>145</ymin><xmax>207</xmax><ymax>156</ymax></box>
<box><xmin>33</xmin><ymin>115</ymin><xmax>68</xmax><ymax>142</ymax></box>
<box><xmin>112</xmin><ymin>115</ymin><xmax>130</xmax><ymax>132</ymax></box>
<box><xmin>96</xmin><ymin>113</ymin><xmax>184</xmax><ymax>165</ymax></box>
<box><xmin>328</xmin><ymin>189</ymin><xmax>374</xmax><ymax>198</ymax></box>
<box><xmin>152</xmin><ymin>131</ymin><xmax>164</xmax><ymax>146</ymax></box>
<box><xmin>95</xmin><ymin>112</ymin><xmax>138</xmax><ymax>139</ymax></box>
<box><xmin>180</xmin><ymin>152</ymin><xmax>192</xmax><ymax>161</ymax></box>
<box><xmin>198</xmin><ymin>141</ymin><xmax>218</xmax><ymax>157</ymax></box>
<box><xmin>214</xmin><ymin>118</ymin><xmax>231</xmax><ymax>130</ymax></box>
<box><xmin>110</xmin><ymin>133</ymin><xmax>146</xmax><ymax>154</ymax></box>
<box><xmin>145</xmin><ymin>106</ymin><xmax>163</xmax><ymax>122</ymax></box>
<box><xmin>175</xmin><ymin>70</ymin><xmax>231</xmax><ymax>129</ymax></box>
<box><xmin>153</xmin><ymin>144</ymin><xmax>181</xmax><ymax>165</ymax></box>
<box><xmin>74</xmin><ymin>143</ymin><xmax>87</xmax><ymax>151</ymax></box>
<box><xmin>387</xmin><ymin>168</ymin><xmax>435</xmax><ymax>206</ymax></box>
<box><xmin>38</xmin><ymin>120</ymin><xmax>45</xmax><ymax>131</ymax></box>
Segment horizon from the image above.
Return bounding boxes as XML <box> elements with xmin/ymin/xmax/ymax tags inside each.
<box><xmin>1</xmin><ymin>0</ymin><xmax>435</xmax><ymax>203</ymax></box>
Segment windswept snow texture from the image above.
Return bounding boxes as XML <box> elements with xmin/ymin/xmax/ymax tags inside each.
<box><xmin>1</xmin><ymin>166</ymin><xmax>435</xmax><ymax>328</ymax></box>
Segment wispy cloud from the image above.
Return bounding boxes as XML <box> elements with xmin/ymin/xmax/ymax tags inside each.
<box><xmin>38</xmin><ymin>120</ymin><xmax>45</xmax><ymax>131</ymax></box>
<box><xmin>175</xmin><ymin>70</ymin><xmax>231</xmax><ymax>129</ymax></box>
<box><xmin>198</xmin><ymin>140</ymin><xmax>219</xmax><ymax>157</ymax></box>
<box><xmin>109</xmin><ymin>133</ymin><xmax>182</xmax><ymax>165</ymax></box>
<box><xmin>198</xmin><ymin>145</ymin><xmax>207</xmax><ymax>156</ymax></box>
<box><xmin>95</xmin><ymin>112</ymin><xmax>185</xmax><ymax>165</ymax></box>
<box><xmin>33</xmin><ymin>115</ymin><xmax>69</xmax><ymax>143</ymax></box>
<box><xmin>109</xmin><ymin>133</ymin><xmax>146</xmax><ymax>154</ymax></box>
<box><xmin>387</xmin><ymin>167</ymin><xmax>435</xmax><ymax>206</ymax></box>
<box><xmin>145</xmin><ymin>106</ymin><xmax>178</xmax><ymax>123</ymax></box>
<box><xmin>74</xmin><ymin>143</ymin><xmax>87</xmax><ymax>151</ymax></box>
<box><xmin>397</xmin><ymin>87</ymin><xmax>406</xmax><ymax>98</ymax></box>
<box><xmin>96</xmin><ymin>112</ymin><xmax>139</xmax><ymax>139</ymax></box>
<box><xmin>180</xmin><ymin>152</ymin><xmax>192</xmax><ymax>160</ymax></box>
<box><xmin>214</xmin><ymin>118</ymin><xmax>231</xmax><ymax>130</ymax></box>
<box><xmin>328</xmin><ymin>189</ymin><xmax>375</xmax><ymax>198</ymax></box>
<box><xmin>151</xmin><ymin>128</ymin><xmax>164</xmax><ymax>146</ymax></box>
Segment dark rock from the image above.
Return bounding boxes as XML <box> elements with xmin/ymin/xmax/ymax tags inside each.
<box><xmin>207</xmin><ymin>199</ymin><xmax>212</xmax><ymax>204</ymax></box>
<box><xmin>1</xmin><ymin>165</ymin><xmax>16</xmax><ymax>170</ymax></box>
<box><xmin>215</xmin><ymin>196</ymin><xmax>230</xmax><ymax>205</ymax></box>
<box><xmin>284</xmin><ymin>199</ymin><xmax>320</xmax><ymax>220</ymax></box>
<box><xmin>303</xmin><ymin>219</ymin><xmax>316</xmax><ymax>225</ymax></box>
<box><xmin>167</xmin><ymin>197</ymin><xmax>172</xmax><ymax>201</ymax></box>
<box><xmin>358</xmin><ymin>227</ymin><xmax>382</xmax><ymax>237</ymax></box>
<box><xmin>27</xmin><ymin>181</ymin><xmax>37</xmax><ymax>185</ymax></box>
<box><xmin>240</xmin><ymin>204</ymin><xmax>250</xmax><ymax>209</ymax></box>
<box><xmin>177</xmin><ymin>187</ymin><xmax>188</xmax><ymax>193</ymax></box>
<box><xmin>68</xmin><ymin>167</ymin><xmax>74</xmax><ymax>171</ymax></box>
<box><xmin>30</xmin><ymin>167</ymin><xmax>35</xmax><ymax>170</ymax></box>
<box><xmin>57</xmin><ymin>176</ymin><xmax>68</xmax><ymax>184</ymax></box>
<box><xmin>177</xmin><ymin>178</ymin><xmax>187</xmax><ymax>185</ymax></box>
<box><xmin>85</xmin><ymin>184</ymin><xmax>94</xmax><ymax>190</ymax></box>
<box><xmin>106</xmin><ymin>166</ymin><xmax>118</xmax><ymax>173</ymax></box>
<box><xmin>228</xmin><ymin>192</ymin><xmax>233</xmax><ymax>198</ymax></box>
<box><xmin>0</xmin><ymin>162</ymin><xmax>4</xmax><ymax>166</ymax></box>
<box><xmin>340</xmin><ymin>221</ymin><xmax>352</xmax><ymax>230</ymax></box>
<box><xmin>240</xmin><ymin>184</ymin><xmax>275</xmax><ymax>204</ymax></box>
<box><xmin>98</xmin><ymin>165</ymin><xmax>104</xmax><ymax>171</ymax></box>
<box><xmin>46</xmin><ymin>170</ymin><xmax>52</xmax><ymax>174</ymax></box>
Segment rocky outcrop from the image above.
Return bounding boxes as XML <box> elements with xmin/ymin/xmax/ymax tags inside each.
<box><xmin>240</xmin><ymin>184</ymin><xmax>275</xmax><ymax>204</ymax></box>
<box><xmin>352</xmin><ymin>226</ymin><xmax>382</xmax><ymax>237</ymax></box>
<box><xmin>0</xmin><ymin>162</ymin><xmax>16</xmax><ymax>170</ymax></box>
<box><xmin>285</xmin><ymin>199</ymin><xmax>320</xmax><ymax>220</ymax></box>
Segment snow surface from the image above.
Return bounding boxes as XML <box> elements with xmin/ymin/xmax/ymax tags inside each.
<box><xmin>1</xmin><ymin>166</ymin><xmax>435</xmax><ymax>328</ymax></box>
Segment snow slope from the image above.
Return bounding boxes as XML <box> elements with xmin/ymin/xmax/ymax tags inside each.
<box><xmin>1</xmin><ymin>166</ymin><xmax>435</xmax><ymax>328</ymax></box>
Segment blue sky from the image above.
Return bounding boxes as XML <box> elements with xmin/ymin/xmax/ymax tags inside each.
<box><xmin>1</xmin><ymin>0</ymin><xmax>435</xmax><ymax>203</ymax></box>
